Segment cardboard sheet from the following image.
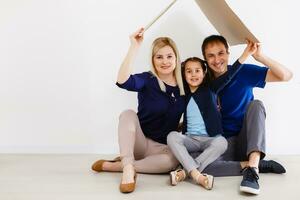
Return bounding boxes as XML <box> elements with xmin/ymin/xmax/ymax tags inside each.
<box><xmin>194</xmin><ymin>0</ymin><xmax>259</xmax><ymax>45</ymax></box>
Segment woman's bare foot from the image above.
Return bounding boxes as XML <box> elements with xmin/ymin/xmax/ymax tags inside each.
<box><xmin>102</xmin><ymin>161</ymin><xmax>122</xmax><ymax>172</ymax></box>
<box><xmin>121</xmin><ymin>164</ymin><xmax>135</xmax><ymax>184</ymax></box>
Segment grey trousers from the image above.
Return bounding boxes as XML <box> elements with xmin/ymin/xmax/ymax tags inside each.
<box><xmin>167</xmin><ymin>131</ymin><xmax>227</xmax><ymax>173</ymax></box>
<box><xmin>201</xmin><ymin>100</ymin><xmax>266</xmax><ymax>177</ymax></box>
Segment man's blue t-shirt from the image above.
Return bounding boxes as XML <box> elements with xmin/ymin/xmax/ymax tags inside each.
<box><xmin>116</xmin><ymin>72</ymin><xmax>185</xmax><ymax>144</ymax></box>
<box><xmin>219</xmin><ymin>64</ymin><xmax>268</xmax><ymax>137</ymax></box>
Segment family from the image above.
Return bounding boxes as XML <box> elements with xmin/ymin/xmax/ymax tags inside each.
<box><xmin>91</xmin><ymin>27</ymin><xmax>292</xmax><ymax>195</ymax></box>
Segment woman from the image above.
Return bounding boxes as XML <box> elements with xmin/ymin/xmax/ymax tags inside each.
<box><xmin>91</xmin><ymin>27</ymin><xmax>185</xmax><ymax>193</ymax></box>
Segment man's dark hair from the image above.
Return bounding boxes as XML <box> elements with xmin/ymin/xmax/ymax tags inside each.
<box><xmin>201</xmin><ymin>35</ymin><xmax>229</xmax><ymax>59</ymax></box>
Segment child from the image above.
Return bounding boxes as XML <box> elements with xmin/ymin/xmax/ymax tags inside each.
<box><xmin>167</xmin><ymin>42</ymin><xmax>255</xmax><ymax>190</ymax></box>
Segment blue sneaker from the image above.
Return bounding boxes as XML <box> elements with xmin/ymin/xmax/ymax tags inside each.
<box><xmin>259</xmin><ymin>160</ymin><xmax>286</xmax><ymax>174</ymax></box>
<box><xmin>240</xmin><ymin>167</ymin><xmax>260</xmax><ymax>195</ymax></box>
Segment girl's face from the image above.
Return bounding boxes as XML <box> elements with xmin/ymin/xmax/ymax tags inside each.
<box><xmin>184</xmin><ymin>61</ymin><xmax>205</xmax><ymax>90</ymax></box>
<box><xmin>153</xmin><ymin>45</ymin><xmax>176</xmax><ymax>76</ymax></box>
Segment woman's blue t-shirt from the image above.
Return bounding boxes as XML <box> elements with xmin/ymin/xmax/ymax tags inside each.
<box><xmin>116</xmin><ymin>72</ymin><xmax>185</xmax><ymax>144</ymax></box>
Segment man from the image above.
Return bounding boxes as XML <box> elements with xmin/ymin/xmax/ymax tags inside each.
<box><xmin>201</xmin><ymin>35</ymin><xmax>293</xmax><ymax>195</ymax></box>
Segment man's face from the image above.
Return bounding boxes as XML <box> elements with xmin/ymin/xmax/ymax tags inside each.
<box><xmin>204</xmin><ymin>42</ymin><xmax>229</xmax><ymax>77</ymax></box>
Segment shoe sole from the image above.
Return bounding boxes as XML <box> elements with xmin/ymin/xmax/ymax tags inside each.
<box><xmin>209</xmin><ymin>176</ymin><xmax>214</xmax><ymax>190</ymax></box>
<box><xmin>170</xmin><ymin>171</ymin><xmax>177</xmax><ymax>186</ymax></box>
<box><xmin>240</xmin><ymin>186</ymin><xmax>260</xmax><ymax>195</ymax></box>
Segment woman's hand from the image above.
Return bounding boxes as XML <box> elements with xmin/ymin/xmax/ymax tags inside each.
<box><xmin>130</xmin><ymin>27</ymin><xmax>144</xmax><ymax>47</ymax></box>
<box><xmin>117</xmin><ymin>27</ymin><xmax>145</xmax><ymax>84</ymax></box>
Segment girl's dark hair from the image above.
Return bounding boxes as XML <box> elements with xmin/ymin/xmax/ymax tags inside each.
<box><xmin>181</xmin><ymin>57</ymin><xmax>213</xmax><ymax>92</ymax></box>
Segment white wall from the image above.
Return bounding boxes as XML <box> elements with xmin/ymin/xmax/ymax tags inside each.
<box><xmin>0</xmin><ymin>0</ymin><xmax>299</xmax><ymax>154</ymax></box>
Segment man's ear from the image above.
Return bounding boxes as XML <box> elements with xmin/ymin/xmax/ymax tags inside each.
<box><xmin>203</xmin><ymin>61</ymin><xmax>208</xmax><ymax>74</ymax></box>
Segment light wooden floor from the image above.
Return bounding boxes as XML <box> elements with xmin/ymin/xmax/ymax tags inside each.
<box><xmin>0</xmin><ymin>154</ymin><xmax>299</xmax><ymax>200</ymax></box>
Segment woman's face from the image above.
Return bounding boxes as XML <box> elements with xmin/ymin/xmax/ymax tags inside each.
<box><xmin>153</xmin><ymin>45</ymin><xmax>176</xmax><ymax>76</ymax></box>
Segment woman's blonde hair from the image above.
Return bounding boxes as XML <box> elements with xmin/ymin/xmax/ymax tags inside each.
<box><xmin>150</xmin><ymin>37</ymin><xmax>185</xmax><ymax>96</ymax></box>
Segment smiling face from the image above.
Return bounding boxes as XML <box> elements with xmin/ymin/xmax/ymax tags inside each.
<box><xmin>153</xmin><ymin>45</ymin><xmax>176</xmax><ymax>76</ymax></box>
<box><xmin>204</xmin><ymin>42</ymin><xmax>229</xmax><ymax>78</ymax></box>
<box><xmin>184</xmin><ymin>61</ymin><xmax>205</xmax><ymax>92</ymax></box>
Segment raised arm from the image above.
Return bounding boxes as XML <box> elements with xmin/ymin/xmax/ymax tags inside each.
<box><xmin>117</xmin><ymin>28</ymin><xmax>144</xmax><ymax>84</ymax></box>
<box><xmin>238</xmin><ymin>39</ymin><xmax>257</xmax><ymax>64</ymax></box>
<box><xmin>252</xmin><ymin>43</ymin><xmax>293</xmax><ymax>82</ymax></box>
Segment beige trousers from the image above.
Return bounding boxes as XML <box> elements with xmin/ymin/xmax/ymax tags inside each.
<box><xmin>118</xmin><ymin>109</ymin><xmax>179</xmax><ymax>173</ymax></box>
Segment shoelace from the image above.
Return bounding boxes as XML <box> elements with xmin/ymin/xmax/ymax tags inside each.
<box><xmin>242</xmin><ymin>167</ymin><xmax>259</xmax><ymax>182</ymax></box>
